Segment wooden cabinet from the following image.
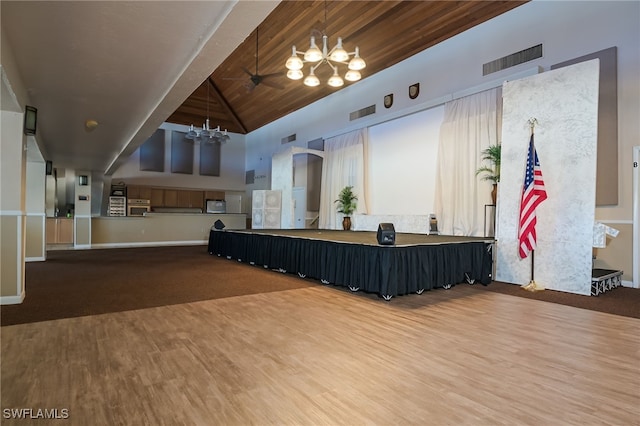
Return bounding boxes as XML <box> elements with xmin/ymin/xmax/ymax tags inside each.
<box><xmin>176</xmin><ymin>190</ymin><xmax>204</xmax><ymax>208</ymax></box>
<box><xmin>190</xmin><ymin>191</ymin><xmax>204</xmax><ymax>209</ymax></box>
<box><xmin>205</xmin><ymin>190</ymin><xmax>225</xmax><ymax>201</ymax></box>
<box><xmin>125</xmin><ymin>185</ymin><xmax>210</xmax><ymax>209</ymax></box>
<box><xmin>127</xmin><ymin>185</ymin><xmax>152</xmax><ymax>200</ymax></box>
<box><xmin>58</xmin><ymin>219</ymin><xmax>74</xmax><ymax>243</ymax></box>
<box><xmin>127</xmin><ymin>185</ymin><xmax>140</xmax><ymax>199</ymax></box>
<box><xmin>141</xmin><ymin>187</ymin><xmax>154</xmax><ymax>201</ymax></box>
<box><xmin>176</xmin><ymin>190</ymin><xmax>190</xmax><ymax>207</ymax></box>
<box><xmin>46</xmin><ymin>218</ymin><xmax>74</xmax><ymax>244</ymax></box>
<box><xmin>164</xmin><ymin>190</ymin><xmax>178</xmax><ymax>207</ymax></box>
<box><xmin>150</xmin><ymin>188</ymin><xmax>164</xmax><ymax>206</ymax></box>
<box><xmin>46</xmin><ymin>218</ymin><xmax>56</xmax><ymax>243</ymax></box>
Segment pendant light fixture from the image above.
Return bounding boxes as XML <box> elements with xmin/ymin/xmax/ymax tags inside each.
<box><xmin>285</xmin><ymin>0</ymin><xmax>366</xmax><ymax>87</ymax></box>
<box><xmin>185</xmin><ymin>80</ymin><xmax>231</xmax><ymax>144</ymax></box>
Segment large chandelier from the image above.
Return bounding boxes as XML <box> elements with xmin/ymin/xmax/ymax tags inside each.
<box><xmin>185</xmin><ymin>80</ymin><xmax>231</xmax><ymax>144</ymax></box>
<box><xmin>284</xmin><ymin>2</ymin><xmax>366</xmax><ymax>87</ymax></box>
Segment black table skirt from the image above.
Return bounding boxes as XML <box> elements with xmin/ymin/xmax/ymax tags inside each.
<box><xmin>208</xmin><ymin>230</ymin><xmax>493</xmax><ymax>297</ymax></box>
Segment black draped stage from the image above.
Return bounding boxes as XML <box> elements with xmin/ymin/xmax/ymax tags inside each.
<box><xmin>208</xmin><ymin>229</ymin><xmax>494</xmax><ymax>299</ymax></box>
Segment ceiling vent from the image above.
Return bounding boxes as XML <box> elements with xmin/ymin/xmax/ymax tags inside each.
<box><xmin>350</xmin><ymin>104</ymin><xmax>376</xmax><ymax>121</ymax></box>
<box><xmin>281</xmin><ymin>134</ymin><xmax>296</xmax><ymax>144</ymax></box>
<box><xmin>483</xmin><ymin>44</ymin><xmax>543</xmax><ymax>76</ymax></box>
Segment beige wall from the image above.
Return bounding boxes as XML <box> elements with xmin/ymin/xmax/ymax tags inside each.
<box><xmin>91</xmin><ymin>214</ymin><xmax>246</xmax><ymax>247</ymax></box>
<box><xmin>75</xmin><ymin>216</ymin><xmax>91</xmax><ymax>246</ymax></box>
<box><xmin>25</xmin><ymin>161</ymin><xmax>46</xmax><ymax>261</ymax></box>
<box><xmin>1</xmin><ymin>215</ymin><xmax>23</xmax><ymax>299</ymax></box>
<box><xmin>25</xmin><ymin>214</ymin><xmax>45</xmax><ymax>260</ymax></box>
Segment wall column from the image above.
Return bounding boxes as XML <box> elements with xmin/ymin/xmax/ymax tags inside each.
<box><xmin>0</xmin><ymin>109</ymin><xmax>27</xmax><ymax>304</ymax></box>
<box><xmin>74</xmin><ymin>170</ymin><xmax>92</xmax><ymax>248</ymax></box>
<box><xmin>25</xmin><ymin>158</ymin><xmax>46</xmax><ymax>261</ymax></box>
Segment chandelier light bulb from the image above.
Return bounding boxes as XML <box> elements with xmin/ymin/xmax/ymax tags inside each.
<box><xmin>221</xmin><ymin>130</ymin><xmax>231</xmax><ymax>144</ymax></box>
<box><xmin>304</xmin><ymin>70</ymin><xmax>320</xmax><ymax>87</ymax></box>
<box><xmin>287</xmin><ymin>69</ymin><xmax>303</xmax><ymax>80</ymax></box>
<box><xmin>186</xmin><ymin>124</ymin><xmax>197</xmax><ymax>139</ymax></box>
<box><xmin>329</xmin><ymin>37</ymin><xmax>349</xmax><ymax>62</ymax></box>
<box><xmin>285</xmin><ymin>46</ymin><xmax>304</xmax><ymax>70</ymax></box>
<box><xmin>201</xmin><ymin>119</ymin><xmax>211</xmax><ymax>138</ymax></box>
<box><xmin>304</xmin><ymin>36</ymin><xmax>323</xmax><ymax>62</ymax></box>
<box><xmin>328</xmin><ymin>70</ymin><xmax>344</xmax><ymax>87</ymax></box>
<box><xmin>348</xmin><ymin>47</ymin><xmax>366</xmax><ymax>71</ymax></box>
<box><xmin>344</xmin><ymin>69</ymin><xmax>361</xmax><ymax>82</ymax></box>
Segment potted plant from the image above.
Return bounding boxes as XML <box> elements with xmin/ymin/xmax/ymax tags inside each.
<box><xmin>475</xmin><ymin>144</ymin><xmax>501</xmax><ymax>204</ymax></box>
<box><xmin>335</xmin><ymin>185</ymin><xmax>358</xmax><ymax>230</ymax></box>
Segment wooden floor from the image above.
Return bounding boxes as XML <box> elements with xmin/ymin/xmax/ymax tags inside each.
<box><xmin>2</xmin><ymin>284</ymin><xmax>639</xmax><ymax>425</ymax></box>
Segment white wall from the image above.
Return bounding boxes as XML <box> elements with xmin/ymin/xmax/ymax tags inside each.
<box><xmin>113</xmin><ymin>122</ymin><xmax>246</xmax><ymax>191</ymax></box>
<box><xmin>367</xmin><ymin>107</ymin><xmax>443</xmax><ymax>215</ymax></box>
<box><xmin>245</xmin><ymin>0</ymin><xmax>639</xmax><ymax>224</ymax></box>
<box><xmin>25</xmin><ymin>160</ymin><xmax>45</xmax><ymax>213</ymax></box>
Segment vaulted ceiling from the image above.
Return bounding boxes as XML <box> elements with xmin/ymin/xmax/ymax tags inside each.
<box><xmin>168</xmin><ymin>0</ymin><xmax>527</xmax><ymax>135</ymax></box>
<box><xmin>1</xmin><ymin>1</ymin><xmax>526</xmax><ymax>174</ymax></box>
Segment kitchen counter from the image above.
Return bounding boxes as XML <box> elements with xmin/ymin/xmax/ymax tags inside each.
<box><xmin>92</xmin><ymin>213</ymin><xmax>246</xmax><ymax>248</ymax></box>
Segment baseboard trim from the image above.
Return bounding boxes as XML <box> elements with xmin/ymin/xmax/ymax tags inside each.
<box><xmin>0</xmin><ymin>291</ymin><xmax>25</xmax><ymax>305</ymax></box>
<box><xmin>90</xmin><ymin>240</ymin><xmax>207</xmax><ymax>249</ymax></box>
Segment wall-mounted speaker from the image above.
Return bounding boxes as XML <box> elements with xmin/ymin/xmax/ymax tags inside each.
<box><xmin>45</xmin><ymin>160</ymin><xmax>53</xmax><ymax>175</ymax></box>
<box><xmin>377</xmin><ymin>223</ymin><xmax>396</xmax><ymax>245</ymax></box>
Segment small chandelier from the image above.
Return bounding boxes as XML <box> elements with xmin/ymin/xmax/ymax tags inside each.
<box><xmin>284</xmin><ymin>2</ymin><xmax>366</xmax><ymax>87</ymax></box>
<box><xmin>185</xmin><ymin>80</ymin><xmax>231</xmax><ymax>144</ymax></box>
<box><xmin>185</xmin><ymin>120</ymin><xmax>231</xmax><ymax>145</ymax></box>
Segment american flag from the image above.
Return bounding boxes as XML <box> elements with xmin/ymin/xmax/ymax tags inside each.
<box><xmin>518</xmin><ymin>134</ymin><xmax>547</xmax><ymax>259</ymax></box>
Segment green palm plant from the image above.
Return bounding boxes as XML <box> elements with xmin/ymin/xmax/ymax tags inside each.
<box><xmin>475</xmin><ymin>144</ymin><xmax>501</xmax><ymax>183</ymax></box>
<box><xmin>335</xmin><ymin>186</ymin><xmax>358</xmax><ymax>216</ymax></box>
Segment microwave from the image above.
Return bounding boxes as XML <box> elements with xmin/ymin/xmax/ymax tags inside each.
<box><xmin>128</xmin><ymin>205</ymin><xmax>150</xmax><ymax>216</ymax></box>
<box><xmin>127</xmin><ymin>199</ymin><xmax>151</xmax><ymax>216</ymax></box>
<box><xmin>206</xmin><ymin>199</ymin><xmax>226</xmax><ymax>214</ymax></box>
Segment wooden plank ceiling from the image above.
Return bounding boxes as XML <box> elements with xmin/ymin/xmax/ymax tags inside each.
<box><xmin>167</xmin><ymin>0</ymin><xmax>527</xmax><ymax>135</ymax></box>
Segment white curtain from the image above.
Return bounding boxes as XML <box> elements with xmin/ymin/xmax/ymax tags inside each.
<box><xmin>434</xmin><ymin>88</ymin><xmax>501</xmax><ymax>236</ymax></box>
<box><xmin>319</xmin><ymin>128</ymin><xmax>369</xmax><ymax>229</ymax></box>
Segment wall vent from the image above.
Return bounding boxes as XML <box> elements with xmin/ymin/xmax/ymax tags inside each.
<box><xmin>245</xmin><ymin>170</ymin><xmax>255</xmax><ymax>184</ymax></box>
<box><xmin>483</xmin><ymin>44</ymin><xmax>543</xmax><ymax>76</ymax></box>
<box><xmin>281</xmin><ymin>134</ymin><xmax>296</xmax><ymax>144</ymax></box>
<box><xmin>350</xmin><ymin>104</ymin><xmax>376</xmax><ymax>121</ymax></box>
<box><xmin>308</xmin><ymin>137</ymin><xmax>324</xmax><ymax>151</ymax></box>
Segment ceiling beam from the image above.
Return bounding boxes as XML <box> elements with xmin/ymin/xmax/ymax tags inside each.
<box><xmin>207</xmin><ymin>77</ymin><xmax>247</xmax><ymax>134</ymax></box>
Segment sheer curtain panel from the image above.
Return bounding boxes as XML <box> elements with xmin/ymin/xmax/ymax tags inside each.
<box><xmin>434</xmin><ymin>88</ymin><xmax>500</xmax><ymax>236</ymax></box>
<box><xmin>319</xmin><ymin>129</ymin><xmax>369</xmax><ymax>229</ymax></box>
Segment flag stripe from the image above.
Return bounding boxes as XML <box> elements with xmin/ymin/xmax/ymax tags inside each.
<box><xmin>518</xmin><ymin>134</ymin><xmax>547</xmax><ymax>259</ymax></box>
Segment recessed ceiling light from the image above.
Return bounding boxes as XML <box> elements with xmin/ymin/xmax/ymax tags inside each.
<box><xmin>85</xmin><ymin>119</ymin><xmax>98</xmax><ymax>132</ymax></box>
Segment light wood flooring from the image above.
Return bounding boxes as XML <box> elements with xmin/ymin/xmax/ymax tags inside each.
<box><xmin>1</xmin><ymin>283</ymin><xmax>639</xmax><ymax>425</ymax></box>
